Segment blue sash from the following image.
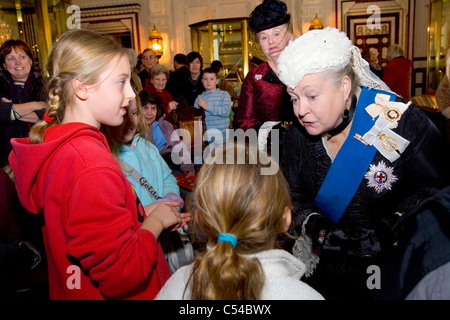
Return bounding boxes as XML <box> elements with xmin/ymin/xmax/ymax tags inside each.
<box><xmin>313</xmin><ymin>88</ymin><xmax>396</xmax><ymax>223</ymax></box>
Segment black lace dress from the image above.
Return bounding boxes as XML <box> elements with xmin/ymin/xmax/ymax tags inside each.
<box><xmin>282</xmin><ymin>90</ymin><xmax>450</xmax><ymax>300</ymax></box>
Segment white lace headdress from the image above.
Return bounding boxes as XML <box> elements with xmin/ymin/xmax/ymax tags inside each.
<box><xmin>278</xmin><ymin>27</ymin><xmax>391</xmax><ymax>92</ymax></box>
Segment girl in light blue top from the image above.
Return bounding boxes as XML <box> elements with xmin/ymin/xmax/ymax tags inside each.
<box><xmin>102</xmin><ymin>97</ymin><xmax>182</xmax><ymax>207</ymax></box>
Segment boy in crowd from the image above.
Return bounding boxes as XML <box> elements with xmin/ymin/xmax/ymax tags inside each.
<box><xmin>194</xmin><ymin>68</ymin><xmax>231</xmax><ymax>148</ymax></box>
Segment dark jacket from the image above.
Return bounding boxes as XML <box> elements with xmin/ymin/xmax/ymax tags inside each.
<box><xmin>282</xmin><ymin>89</ymin><xmax>449</xmax><ymax>299</ymax></box>
<box><xmin>0</xmin><ymin>167</ymin><xmax>45</xmax><ymax>298</ymax></box>
<box><xmin>377</xmin><ymin>186</ymin><xmax>450</xmax><ymax>300</ymax></box>
<box><xmin>0</xmin><ymin>70</ymin><xmax>47</xmax><ymax>167</ymax></box>
<box><xmin>137</xmin><ymin>69</ymin><xmax>149</xmax><ymax>89</ymax></box>
<box><xmin>166</xmin><ymin>66</ymin><xmax>190</xmax><ymax>101</ymax></box>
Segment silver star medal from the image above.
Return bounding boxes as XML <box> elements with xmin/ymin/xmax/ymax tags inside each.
<box><xmin>365</xmin><ymin>161</ymin><xmax>398</xmax><ymax>193</ymax></box>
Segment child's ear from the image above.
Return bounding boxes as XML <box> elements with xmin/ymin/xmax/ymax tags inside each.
<box><xmin>282</xmin><ymin>208</ymin><xmax>292</xmax><ymax>232</ymax></box>
<box><xmin>72</xmin><ymin>78</ymin><xmax>88</xmax><ymax>101</ymax></box>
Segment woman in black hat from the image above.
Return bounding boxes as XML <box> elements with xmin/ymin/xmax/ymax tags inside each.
<box><xmin>235</xmin><ymin>0</ymin><xmax>295</xmax><ymax>132</ymax></box>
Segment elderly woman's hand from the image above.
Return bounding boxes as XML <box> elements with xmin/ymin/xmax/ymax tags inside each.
<box><xmin>168</xmin><ymin>100</ymin><xmax>178</xmax><ymax>111</ymax></box>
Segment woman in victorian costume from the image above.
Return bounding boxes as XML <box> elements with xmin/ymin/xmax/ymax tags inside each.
<box><xmin>235</xmin><ymin>0</ymin><xmax>295</xmax><ymax>132</ymax></box>
<box><xmin>278</xmin><ymin>27</ymin><xmax>449</xmax><ymax>300</ymax></box>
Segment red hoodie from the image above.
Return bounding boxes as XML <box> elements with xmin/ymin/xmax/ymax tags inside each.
<box><xmin>8</xmin><ymin>122</ymin><xmax>171</xmax><ymax>300</ymax></box>
<box><xmin>382</xmin><ymin>57</ymin><xmax>413</xmax><ymax>100</ymax></box>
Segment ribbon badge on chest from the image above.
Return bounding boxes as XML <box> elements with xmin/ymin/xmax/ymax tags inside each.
<box><xmin>365</xmin><ymin>160</ymin><xmax>398</xmax><ymax>193</ymax></box>
<box><xmin>354</xmin><ymin>94</ymin><xmax>411</xmax><ymax>162</ymax></box>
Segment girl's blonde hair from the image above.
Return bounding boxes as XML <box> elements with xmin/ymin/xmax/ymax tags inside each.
<box><xmin>186</xmin><ymin>142</ymin><xmax>292</xmax><ymax>300</ymax></box>
<box><xmin>29</xmin><ymin>29</ymin><xmax>126</xmax><ymax>144</ymax></box>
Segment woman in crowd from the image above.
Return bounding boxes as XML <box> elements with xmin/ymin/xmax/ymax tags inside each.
<box><xmin>179</xmin><ymin>51</ymin><xmax>205</xmax><ymax>107</ymax></box>
<box><xmin>139</xmin><ymin>90</ymin><xmax>195</xmax><ymax>177</ymax></box>
<box><xmin>235</xmin><ymin>0</ymin><xmax>295</xmax><ymax>131</ymax></box>
<box><xmin>144</xmin><ymin>64</ymin><xmax>179</xmax><ymax>125</ymax></box>
<box><xmin>9</xmin><ymin>29</ymin><xmax>189</xmax><ymax>299</ymax></box>
<box><xmin>277</xmin><ymin>27</ymin><xmax>449</xmax><ymax>300</ymax></box>
<box><xmin>382</xmin><ymin>44</ymin><xmax>412</xmax><ymax>100</ymax></box>
<box><xmin>0</xmin><ymin>39</ymin><xmax>47</xmax><ymax>167</ymax></box>
<box><xmin>156</xmin><ymin>142</ymin><xmax>324</xmax><ymax>300</ymax></box>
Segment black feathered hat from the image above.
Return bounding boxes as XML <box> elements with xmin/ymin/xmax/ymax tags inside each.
<box><xmin>248</xmin><ymin>0</ymin><xmax>291</xmax><ymax>33</ymax></box>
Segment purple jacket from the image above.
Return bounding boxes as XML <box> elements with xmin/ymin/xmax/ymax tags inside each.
<box><xmin>143</xmin><ymin>116</ymin><xmax>195</xmax><ymax>174</ymax></box>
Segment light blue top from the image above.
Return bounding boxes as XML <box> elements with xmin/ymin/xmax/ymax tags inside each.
<box><xmin>151</xmin><ymin>121</ymin><xmax>167</xmax><ymax>152</ymax></box>
<box><xmin>119</xmin><ymin>134</ymin><xmax>180</xmax><ymax>206</ymax></box>
<box><xmin>194</xmin><ymin>89</ymin><xmax>231</xmax><ymax>143</ymax></box>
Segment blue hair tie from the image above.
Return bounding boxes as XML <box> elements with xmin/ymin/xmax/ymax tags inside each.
<box><xmin>217</xmin><ymin>233</ymin><xmax>237</xmax><ymax>248</ymax></box>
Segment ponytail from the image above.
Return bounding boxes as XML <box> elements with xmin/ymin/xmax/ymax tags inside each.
<box><xmin>189</xmin><ymin>242</ymin><xmax>264</xmax><ymax>300</ymax></box>
<box><xmin>186</xmin><ymin>143</ymin><xmax>293</xmax><ymax>300</ymax></box>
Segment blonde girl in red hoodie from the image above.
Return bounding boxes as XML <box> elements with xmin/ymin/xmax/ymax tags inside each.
<box><xmin>8</xmin><ymin>29</ymin><xmax>190</xmax><ymax>300</ymax></box>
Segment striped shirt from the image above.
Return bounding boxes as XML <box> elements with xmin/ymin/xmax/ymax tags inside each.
<box><xmin>194</xmin><ymin>89</ymin><xmax>231</xmax><ymax>144</ymax></box>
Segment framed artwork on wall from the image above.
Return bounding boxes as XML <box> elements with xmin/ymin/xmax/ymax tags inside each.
<box><xmin>336</xmin><ymin>0</ymin><xmax>407</xmax><ymax>67</ymax></box>
<box><xmin>347</xmin><ymin>12</ymin><xmax>399</xmax><ymax>68</ymax></box>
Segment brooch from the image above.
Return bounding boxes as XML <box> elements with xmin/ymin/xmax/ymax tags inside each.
<box><xmin>365</xmin><ymin>161</ymin><xmax>398</xmax><ymax>193</ymax></box>
<box><xmin>255</xmin><ymin>74</ymin><xmax>262</xmax><ymax>80</ymax></box>
<box><xmin>378</xmin><ymin>133</ymin><xmax>398</xmax><ymax>152</ymax></box>
<box><xmin>365</xmin><ymin>93</ymin><xmax>410</xmax><ymax>128</ymax></box>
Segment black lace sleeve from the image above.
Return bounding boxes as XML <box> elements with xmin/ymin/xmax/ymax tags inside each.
<box><xmin>282</xmin><ymin>123</ymin><xmax>320</xmax><ymax>235</ymax></box>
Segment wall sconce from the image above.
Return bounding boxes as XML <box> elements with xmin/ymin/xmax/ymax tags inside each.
<box><xmin>149</xmin><ymin>24</ymin><xmax>163</xmax><ymax>58</ymax></box>
<box><xmin>309</xmin><ymin>14</ymin><xmax>324</xmax><ymax>30</ymax></box>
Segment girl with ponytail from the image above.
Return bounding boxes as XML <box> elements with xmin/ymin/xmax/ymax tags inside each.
<box><xmin>156</xmin><ymin>142</ymin><xmax>323</xmax><ymax>300</ymax></box>
<box><xmin>9</xmin><ymin>29</ymin><xmax>190</xmax><ymax>300</ymax></box>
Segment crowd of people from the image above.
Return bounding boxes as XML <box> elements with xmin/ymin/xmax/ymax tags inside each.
<box><xmin>1</xmin><ymin>0</ymin><xmax>449</xmax><ymax>301</ymax></box>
